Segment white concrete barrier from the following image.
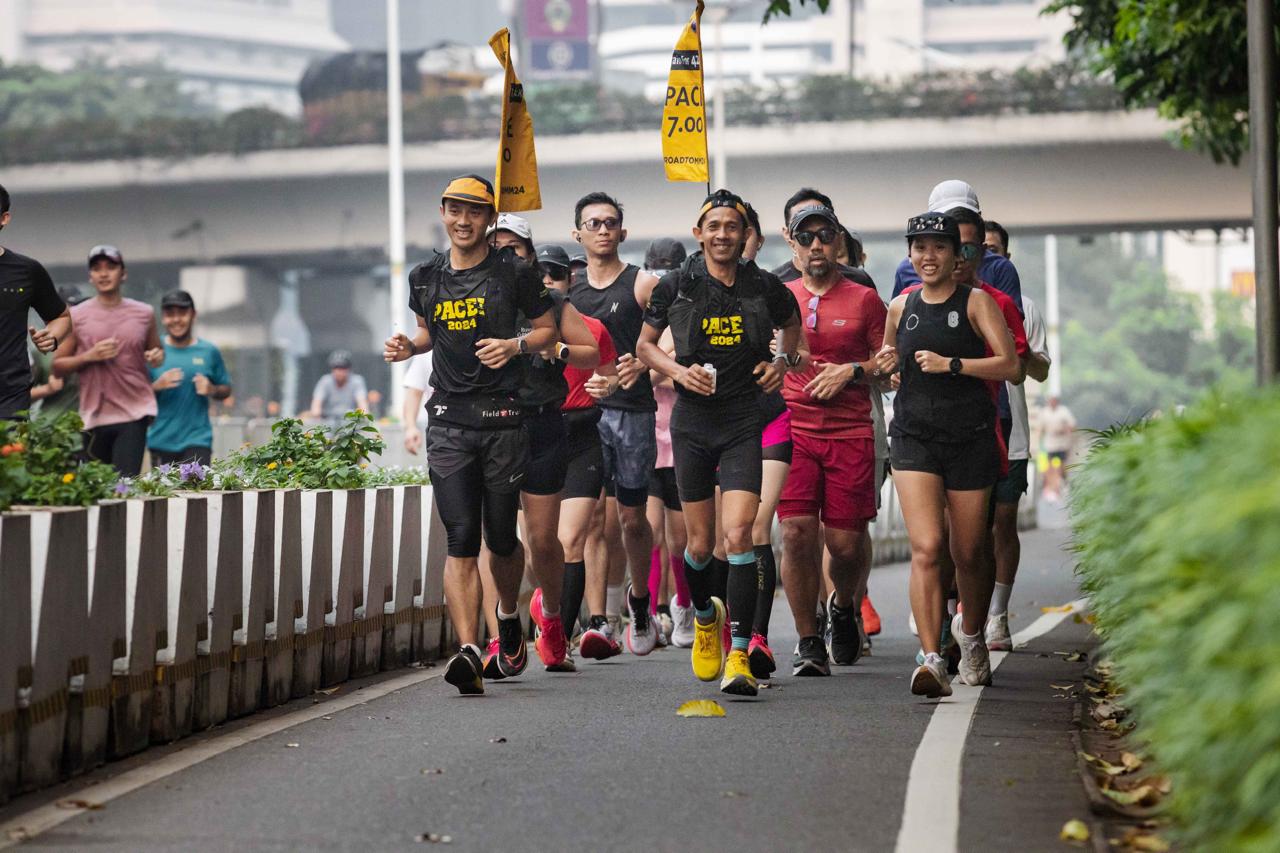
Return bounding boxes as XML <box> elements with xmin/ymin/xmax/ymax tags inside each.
<box><xmin>352</xmin><ymin>488</ymin><xmax>389</xmax><ymax>677</ymax></box>
<box><xmin>110</xmin><ymin>499</ymin><xmax>167</xmax><ymax>758</ymax></box>
<box><xmin>152</xmin><ymin>496</ymin><xmax>207</xmax><ymax>743</ymax></box>
<box><xmin>322</xmin><ymin>489</ymin><xmax>360</xmax><ymax>686</ymax></box>
<box><xmin>193</xmin><ymin>492</ymin><xmax>239</xmax><ymax>730</ymax></box>
<box><xmin>291</xmin><ymin>489</ymin><xmax>330</xmax><ymax>698</ymax></box>
<box><xmin>264</xmin><ymin>490</ymin><xmax>299</xmax><ymax>708</ymax></box>
<box><xmin>229</xmin><ymin>491</ymin><xmax>273</xmax><ymax>718</ymax></box>
<box><xmin>384</xmin><ymin>486</ymin><xmax>420</xmax><ymax>669</ymax></box>
<box><xmin>415</xmin><ymin>486</ymin><xmax>448</xmax><ymax>664</ymax></box>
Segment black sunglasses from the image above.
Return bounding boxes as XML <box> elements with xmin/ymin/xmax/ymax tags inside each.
<box><xmin>794</xmin><ymin>228</ymin><xmax>837</xmax><ymax>247</ymax></box>
<box><xmin>540</xmin><ymin>263</ymin><xmax>569</xmax><ymax>281</ymax></box>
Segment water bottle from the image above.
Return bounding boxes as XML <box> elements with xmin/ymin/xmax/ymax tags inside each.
<box><xmin>702</xmin><ymin>362</ymin><xmax>717</xmax><ymax>395</ymax></box>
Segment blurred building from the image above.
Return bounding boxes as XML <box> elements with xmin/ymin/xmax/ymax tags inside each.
<box><xmin>1</xmin><ymin>0</ymin><xmax>348</xmax><ymax>114</ymax></box>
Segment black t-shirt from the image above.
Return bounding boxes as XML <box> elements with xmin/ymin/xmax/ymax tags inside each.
<box><xmin>517</xmin><ymin>288</ymin><xmax>569</xmax><ymax>410</ymax></box>
<box><xmin>408</xmin><ymin>250</ymin><xmax>552</xmax><ymax>400</ymax></box>
<box><xmin>644</xmin><ymin>261</ymin><xmax>798</xmax><ymax>406</ymax></box>
<box><xmin>0</xmin><ymin>248</ymin><xmax>64</xmax><ymax>418</ymax></box>
<box><xmin>771</xmin><ymin>260</ymin><xmax>878</xmax><ymax>293</ymax></box>
<box><xmin>569</xmin><ymin>264</ymin><xmax>655</xmax><ymax>412</ymax></box>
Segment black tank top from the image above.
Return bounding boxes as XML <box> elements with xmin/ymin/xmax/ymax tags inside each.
<box><xmin>569</xmin><ymin>263</ymin><xmax>656</xmax><ymax>412</ymax></box>
<box><xmin>517</xmin><ymin>289</ymin><xmax>569</xmax><ymax>410</ymax></box>
<box><xmin>890</xmin><ymin>285</ymin><xmax>994</xmax><ymax>442</ymax></box>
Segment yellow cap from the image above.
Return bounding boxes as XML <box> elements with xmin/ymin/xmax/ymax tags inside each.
<box><xmin>442</xmin><ymin>174</ymin><xmax>496</xmax><ymax>208</ymax></box>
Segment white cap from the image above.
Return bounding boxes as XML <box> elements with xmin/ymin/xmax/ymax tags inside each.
<box><xmin>488</xmin><ymin>213</ymin><xmax>533</xmax><ymax>240</ymax></box>
<box><xmin>928</xmin><ymin>180</ymin><xmax>981</xmax><ymax>215</ymax></box>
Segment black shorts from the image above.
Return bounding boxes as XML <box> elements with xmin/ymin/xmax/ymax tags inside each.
<box><xmin>427</xmin><ymin>424</ymin><xmax>527</xmax><ymax>493</ymax></box>
<box><xmin>994</xmin><ymin>458</ymin><xmax>1030</xmax><ymax>505</ymax></box>
<box><xmin>648</xmin><ymin>467</ymin><xmax>680</xmax><ymax>512</ymax></box>
<box><xmin>522</xmin><ymin>408</ymin><xmax>568</xmax><ymax>496</ymax></box>
<box><xmin>563</xmin><ymin>408</ymin><xmax>605</xmax><ymax>500</ymax></box>
<box><xmin>671</xmin><ymin>400</ymin><xmax>762</xmax><ymax>503</ymax></box>
<box><xmin>890</xmin><ymin>430</ymin><xmax>1000</xmax><ymax>492</ymax></box>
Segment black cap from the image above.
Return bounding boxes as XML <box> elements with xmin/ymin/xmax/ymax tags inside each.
<box><xmin>88</xmin><ymin>244</ymin><xmax>124</xmax><ymax>268</ymax></box>
<box><xmin>905</xmin><ymin>211</ymin><xmax>961</xmax><ymax>250</ymax></box>
<box><xmin>57</xmin><ymin>285</ymin><xmax>88</xmax><ymax>307</ymax></box>
<box><xmin>788</xmin><ymin>204</ymin><xmax>839</xmax><ymax>235</ymax></box>
<box><xmin>328</xmin><ymin>349</ymin><xmax>353</xmax><ymax>369</ymax></box>
<box><xmin>644</xmin><ymin>238</ymin><xmax>687</xmax><ymax>272</ymax></box>
<box><xmin>536</xmin><ymin>245</ymin><xmax>571</xmax><ymax>269</ymax></box>
<box><xmin>569</xmin><ymin>253</ymin><xmax>587</xmax><ymax>268</ymax></box>
<box><xmin>160</xmin><ymin>289</ymin><xmax>196</xmax><ymax>310</ymax></box>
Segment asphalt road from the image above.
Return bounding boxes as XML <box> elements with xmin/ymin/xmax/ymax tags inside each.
<box><xmin>3</xmin><ymin>518</ymin><xmax>1092</xmax><ymax>853</ymax></box>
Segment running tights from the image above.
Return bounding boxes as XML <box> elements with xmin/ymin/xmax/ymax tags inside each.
<box><xmin>430</xmin><ymin>461</ymin><xmax>521</xmax><ymax>558</ymax></box>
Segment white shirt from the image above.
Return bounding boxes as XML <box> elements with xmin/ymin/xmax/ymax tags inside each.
<box><xmin>1007</xmin><ymin>296</ymin><xmax>1050</xmax><ymax>461</ymax></box>
<box><xmin>402</xmin><ymin>351</ymin><xmax>433</xmax><ymax>432</ymax></box>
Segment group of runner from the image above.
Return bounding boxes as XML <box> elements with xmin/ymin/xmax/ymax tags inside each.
<box><xmin>382</xmin><ymin>173</ymin><xmax>1050</xmax><ymax>701</ymax></box>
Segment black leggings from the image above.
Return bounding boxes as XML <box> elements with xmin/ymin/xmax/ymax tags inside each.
<box><xmin>431</xmin><ymin>459</ymin><xmax>522</xmax><ymax>559</ymax></box>
<box><xmin>87</xmin><ymin>417</ymin><xmax>151</xmax><ymax>478</ymax></box>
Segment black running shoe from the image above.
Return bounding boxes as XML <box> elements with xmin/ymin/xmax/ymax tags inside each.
<box><xmin>827</xmin><ymin>591</ymin><xmax>862</xmax><ymax>666</ymax></box>
<box><xmin>444</xmin><ymin>645</ymin><xmax>484</xmax><ymax>695</ymax></box>
<box><xmin>496</xmin><ymin>613</ymin><xmax>528</xmax><ymax>678</ymax></box>
<box><xmin>792</xmin><ymin>635</ymin><xmax>831</xmax><ymax>677</ymax></box>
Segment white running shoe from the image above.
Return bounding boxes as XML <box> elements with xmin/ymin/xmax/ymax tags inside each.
<box><xmin>910</xmin><ymin>653</ymin><xmax>952</xmax><ymax>698</ymax></box>
<box><xmin>953</xmin><ymin>613</ymin><xmax>993</xmax><ymax>686</ymax></box>
<box><xmin>670</xmin><ymin>602</ymin><xmax>695</xmax><ymax>648</ymax></box>
<box><xmin>657</xmin><ymin>611</ymin><xmax>673</xmax><ymax>647</ymax></box>
<box><xmin>985</xmin><ymin>613</ymin><xmax>1013</xmax><ymax>652</ymax></box>
<box><xmin>624</xmin><ymin>584</ymin><xmax>659</xmax><ymax>656</ymax></box>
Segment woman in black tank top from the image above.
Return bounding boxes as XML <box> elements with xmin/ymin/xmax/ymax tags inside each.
<box><xmin>877</xmin><ymin>212</ymin><xmax>1021</xmax><ymax>699</ymax></box>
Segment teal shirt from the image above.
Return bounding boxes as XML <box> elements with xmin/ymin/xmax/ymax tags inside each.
<box><xmin>147</xmin><ymin>339</ymin><xmax>231</xmax><ymax>452</ymax></box>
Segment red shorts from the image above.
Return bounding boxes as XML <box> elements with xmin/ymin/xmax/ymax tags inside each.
<box><xmin>777</xmin><ymin>433</ymin><xmax>876</xmax><ymax>529</ymax></box>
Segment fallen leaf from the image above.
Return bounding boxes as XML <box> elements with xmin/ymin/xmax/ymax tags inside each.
<box><xmin>55</xmin><ymin>799</ymin><xmax>104</xmax><ymax>811</ymax></box>
<box><xmin>420</xmin><ymin>768</ymin><xmax>444</xmax><ymax>775</ymax></box>
<box><xmin>1073</xmin><ymin>614</ymin><xmax>1084</xmax><ymax>624</ymax></box>
<box><xmin>676</xmin><ymin>699</ymin><xmax>725</xmax><ymax>718</ymax></box>
<box><xmin>721</xmin><ymin>790</ymin><xmax>746</xmax><ymax>798</ymax></box>
<box><xmin>1050</xmin><ymin>683</ymin><xmax>1075</xmax><ymax>691</ymax></box>
<box><xmin>1065</xmin><ymin>652</ymin><xmax>1086</xmax><ymax>662</ymax></box>
<box><xmin>1042</xmin><ymin>603</ymin><xmax>1076</xmax><ymax>614</ymax></box>
<box><xmin>1102</xmin><ymin>785</ymin><xmax>1158</xmax><ymax>807</ymax></box>
<box><xmin>414</xmin><ymin>832</ymin><xmax>453</xmax><ymax>844</ymax></box>
<box><xmin>1093</xmin><ymin>702</ymin><xmax>1118</xmax><ymax>721</ymax></box>
<box><xmin>1124</xmin><ymin>834</ymin><xmax>1170</xmax><ymax>852</ymax></box>
<box><xmin>316</xmin><ymin>686</ymin><xmax>341</xmax><ymax>695</ymax></box>
<box><xmin>1121</xmin><ymin>752</ymin><xmax>1144</xmax><ymax>772</ymax></box>
<box><xmin>1059</xmin><ymin>819</ymin><xmax>1090</xmax><ymax>842</ymax></box>
<box><xmin>1085</xmin><ymin>614</ymin><xmax>1098</xmax><ymax>625</ymax></box>
<box><xmin>322</xmin><ymin>716</ymin><xmax>333</xmax><ymax>721</ymax></box>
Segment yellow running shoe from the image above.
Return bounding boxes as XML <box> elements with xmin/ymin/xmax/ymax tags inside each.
<box><xmin>692</xmin><ymin>598</ymin><xmax>727</xmax><ymax>682</ymax></box>
<box><xmin>720</xmin><ymin>649</ymin><xmax>758</xmax><ymax>697</ymax></box>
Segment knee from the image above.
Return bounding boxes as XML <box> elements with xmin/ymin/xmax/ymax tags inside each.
<box><xmin>751</xmin><ymin>517</ymin><xmax>773</xmax><ymax>546</ymax></box>
<box><xmin>723</xmin><ymin>522</ymin><xmax>753</xmax><ymax>555</ymax></box>
<box><xmin>620</xmin><ymin>509</ymin><xmax>650</xmax><ymax>540</ymax></box>
<box><xmin>910</xmin><ymin>535</ymin><xmax>945</xmax><ymax>569</ymax></box>
<box><xmin>781</xmin><ymin>520</ymin><xmax>810</xmax><ymax>552</ymax></box>
<box><xmin>525</xmin><ymin>527</ymin><xmax>561</xmax><ymax>563</ymax></box>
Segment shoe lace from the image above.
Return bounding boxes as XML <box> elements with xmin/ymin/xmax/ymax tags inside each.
<box><xmin>694</xmin><ymin>624</ymin><xmax>717</xmax><ymax>657</ymax></box>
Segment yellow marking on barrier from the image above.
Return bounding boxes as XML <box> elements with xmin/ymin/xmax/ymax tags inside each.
<box><xmin>81</xmin><ymin>685</ymin><xmax>112</xmax><ymax>710</ymax></box>
<box><xmin>0</xmin><ymin>707</ymin><xmax>16</xmax><ymax>735</ymax></box>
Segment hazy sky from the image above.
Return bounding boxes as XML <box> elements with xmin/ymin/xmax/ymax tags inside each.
<box><xmin>329</xmin><ymin>1</ymin><xmax>508</xmax><ymax>50</ymax></box>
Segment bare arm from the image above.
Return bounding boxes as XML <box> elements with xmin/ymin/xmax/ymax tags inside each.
<box><xmin>637</xmin><ymin>322</ymin><xmax>713</xmax><ymax>396</ymax></box>
<box><xmin>29</xmin><ymin>308</ymin><xmax>72</xmax><ymax>354</ymax></box>
<box><xmin>918</xmin><ymin>290</ymin><xmax>1019</xmax><ymax>382</ymax></box>
<box><xmin>1025</xmin><ymin>352</ymin><xmax>1050</xmax><ymax>383</ymax></box>
<box><xmin>557</xmin><ymin>304</ymin><xmax>601</xmax><ymax>369</ymax></box>
<box><xmin>402</xmin><ymin>385</ymin><xmax>425</xmax><ymax>454</ymax></box>
<box><xmin>52</xmin><ymin>330</ymin><xmax>114</xmax><ymax>377</ymax></box>
<box><xmin>633</xmin><ymin>270</ymin><xmax>660</xmax><ymax>310</ymax></box>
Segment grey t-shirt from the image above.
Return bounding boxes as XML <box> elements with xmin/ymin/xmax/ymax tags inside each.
<box><xmin>312</xmin><ymin>373</ymin><xmax>367</xmax><ymax>424</ymax></box>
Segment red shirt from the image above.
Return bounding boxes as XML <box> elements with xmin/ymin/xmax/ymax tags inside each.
<box><xmin>783</xmin><ymin>277</ymin><xmax>887</xmax><ymax>439</ymax></box>
<box><xmin>562</xmin><ymin>314</ymin><xmax>616</xmax><ymax>411</ymax></box>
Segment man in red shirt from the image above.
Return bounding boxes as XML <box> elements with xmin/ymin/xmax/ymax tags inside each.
<box><xmin>777</xmin><ymin>205</ymin><xmax>888</xmax><ymax>676</ymax></box>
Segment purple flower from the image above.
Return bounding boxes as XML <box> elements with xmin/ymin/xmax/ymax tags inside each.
<box><xmin>114</xmin><ymin>480</ymin><xmax>130</xmax><ymax>496</ymax></box>
<box><xmin>179</xmin><ymin>460</ymin><xmax>205</xmax><ymax>481</ymax></box>
<box><xmin>156</xmin><ymin>463</ymin><xmax>173</xmax><ymax>475</ymax></box>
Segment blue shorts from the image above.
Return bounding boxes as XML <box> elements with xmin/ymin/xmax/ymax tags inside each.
<box><xmin>597</xmin><ymin>408</ymin><xmax>657</xmax><ymax>494</ymax></box>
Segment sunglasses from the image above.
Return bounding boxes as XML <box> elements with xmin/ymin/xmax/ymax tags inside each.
<box><xmin>794</xmin><ymin>228</ymin><xmax>837</xmax><ymax>248</ymax></box>
<box><xmin>806</xmin><ymin>295</ymin><xmax>820</xmax><ymax>330</ymax></box>
<box><xmin>580</xmin><ymin>217</ymin><xmax>621</xmax><ymax>233</ymax></box>
<box><xmin>540</xmin><ymin>263</ymin><xmax>569</xmax><ymax>281</ymax></box>
<box><xmin>959</xmin><ymin>242</ymin><xmax>982</xmax><ymax>262</ymax></box>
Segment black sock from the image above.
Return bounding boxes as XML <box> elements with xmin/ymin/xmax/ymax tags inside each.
<box><xmin>561</xmin><ymin>560</ymin><xmax>585</xmax><ymax>634</ymax></box>
<box><xmin>752</xmin><ymin>544</ymin><xmax>777</xmax><ymax>638</ymax></box>
<box><xmin>710</xmin><ymin>556</ymin><xmax>730</xmax><ymax>605</ymax></box>
<box><xmin>628</xmin><ymin>588</ymin><xmax>650</xmax><ymax>628</ymax></box>
<box><xmin>684</xmin><ymin>553</ymin><xmax>714</xmax><ymax>614</ymax></box>
<box><xmin>727</xmin><ymin>558</ymin><xmax>758</xmax><ymax>646</ymax></box>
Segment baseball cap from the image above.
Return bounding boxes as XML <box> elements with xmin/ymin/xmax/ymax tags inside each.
<box><xmin>536</xmin><ymin>245</ymin><xmax>571</xmax><ymax>269</ymax></box>
<box><xmin>644</xmin><ymin>238</ymin><xmax>687</xmax><ymax>272</ymax></box>
<box><xmin>160</xmin><ymin>289</ymin><xmax>196</xmax><ymax>310</ymax></box>
<box><xmin>569</xmin><ymin>253</ymin><xmax>587</xmax><ymax>268</ymax></box>
<box><xmin>88</xmin><ymin>244</ymin><xmax>124</xmax><ymax>268</ymax></box>
<box><xmin>905</xmin><ymin>211</ymin><xmax>961</xmax><ymax>249</ymax></box>
<box><xmin>788</xmin><ymin>204</ymin><xmax>839</xmax><ymax>235</ymax></box>
<box><xmin>328</xmin><ymin>349</ymin><xmax>353</xmax><ymax>369</ymax></box>
<box><xmin>927</xmin><ymin>180</ymin><xmax>980</xmax><ymax>215</ymax></box>
<box><xmin>488</xmin><ymin>213</ymin><xmax>532</xmax><ymax>241</ymax></box>
<box><xmin>57</xmin><ymin>285</ymin><xmax>88</xmax><ymax>306</ymax></box>
<box><xmin>441</xmin><ymin>174</ymin><xmax>495</xmax><ymax>208</ymax></box>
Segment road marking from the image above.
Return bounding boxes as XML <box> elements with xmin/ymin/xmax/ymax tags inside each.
<box><xmin>893</xmin><ymin>597</ymin><xmax>1089</xmax><ymax>853</ymax></box>
<box><xmin>0</xmin><ymin>667</ymin><xmax>443</xmax><ymax>848</ymax></box>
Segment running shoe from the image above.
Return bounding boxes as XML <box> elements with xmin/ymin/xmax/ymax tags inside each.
<box><xmin>953</xmin><ymin>613</ymin><xmax>992</xmax><ymax>687</ymax></box>
<box><xmin>692</xmin><ymin>598</ymin><xmax>727</xmax><ymax>682</ymax></box>
<box><xmin>658</xmin><ymin>611</ymin><xmax>674</xmax><ymax>647</ymax></box>
<box><xmin>985</xmin><ymin>613</ymin><xmax>1013</xmax><ymax>652</ymax></box>
<box><xmin>670</xmin><ymin>602</ymin><xmax>695</xmax><ymax>648</ymax></box>
<box><xmin>606</xmin><ymin>613</ymin><xmax>622</xmax><ymax>639</ymax></box>
<box><xmin>496</xmin><ymin>612</ymin><xmax>528</xmax><ymax>678</ymax></box>
<box><xmin>941</xmin><ymin>615</ymin><xmax>961</xmax><ymax>675</ymax></box>
<box><xmin>444</xmin><ymin>644</ymin><xmax>484</xmax><ymax>695</ymax></box>
<box><xmin>859</xmin><ymin>612</ymin><xmax>872</xmax><ymax>657</ymax></box>
<box><xmin>720</xmin><ymin>649</ymin><xmax>758</xmax><ymax>697</ymax></box>
<box><xmin>816</xmin><ymin>600</ymin><xmax>828</xmax><ymax>643</ymax></box>
<box><xmin>530</xmin><ymin>589</ymin><xmax>569</xmax><ymax>669</ymax></box>
<box><xmin>625</xmin><ymin>584</ymin><xmax>659</xmax><ymax>656</ymax></box>
<box><xmin>747</xmin><ymin>633</ymin><xmax>776</xmax><ymax>679</ymax></box>
<box><xmin>579</xmin><ymin>617</ymin><xmax>622</xmax><ymax>660</ymax></box>
<box><xmin>827</xmin><ymin>591</ymin><xmax>861</xmax><ymax>665</ymax></box>
<box><xmin>861</xmin><ymin>594</ymin><xmax>882</xmax><ymax>636</ymax></box>
<box><xmin>910</xmin><ymin>653</ymin><xmax>952</xmax><ymax>698</ymax></box>
<box><xmin>792</xmin><ymin>635</ymin><xmax>831</xmax><ymax>677</ymax></box>
<box><xmin>482</xmin><ymin>637</ymin><xmax>506</xmax><ymax>680</ymax></box>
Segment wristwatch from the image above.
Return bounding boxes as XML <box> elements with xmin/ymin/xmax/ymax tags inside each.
<box><xmin>556</xmin><ymin>341</ymin><xmax>570</xmax><ymax>361</ymax></box>
<box><xmin>949</xmin><ymin>357</ymin><xmax>963</xmax><ymax>376</ymax></box>
<box><xmin>850</xmin><ymin>363</ymin><xmax>865</xmax><ymax>383</ymax></box>
<box><xmin>517</xmin><ymin>336</ymin><xmax>529</xmax><ymax>355</ymax></box>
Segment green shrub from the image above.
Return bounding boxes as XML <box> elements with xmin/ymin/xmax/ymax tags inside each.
<box><xmin>1069</xmin><ymin>388</ymin><xmax>1280</xmax><ymax>852</ymax></box>
<box><xmin>0</xmin><ymin>412</ymin><xmax>120</xmax><ymax>510</ymax></box>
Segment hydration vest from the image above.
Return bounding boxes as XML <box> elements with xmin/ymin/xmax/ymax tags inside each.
<box><xmin>407</xmin><ymin>246</ymin><xmax>523</xmax><ymax>342</ymax></box>
<box><xmin>666</xmin><ymin>252</ymin><xmax>776</xmax><ymax>363</ymax></box>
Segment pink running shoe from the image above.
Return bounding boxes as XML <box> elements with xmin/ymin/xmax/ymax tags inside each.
<box><xmin>531</xmin><ymin>588</ymin><xmax>569</xmax><ymax>668</ymax></box>
<box><xmin>747</xmin><ymin>633</ymin><xmax>776</xmax><ymax>679</ymax></box>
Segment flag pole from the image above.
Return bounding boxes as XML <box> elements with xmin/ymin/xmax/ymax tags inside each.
<box><xmin>386</xmin><ymin>0</ymin><xmax>407</xmax><ymax>418</ymax></box>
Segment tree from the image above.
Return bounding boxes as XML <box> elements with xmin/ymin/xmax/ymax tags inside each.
<box><xmin>763</xmin><ymin>0</ymin><xmax>830</xmax><ymax>23</ymax></box>
<box><xmin>1042</xmin><ymin>0</ymin><xmax>1279</xmax><ymax>165</ymax></box>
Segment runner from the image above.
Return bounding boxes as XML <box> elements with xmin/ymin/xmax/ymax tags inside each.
<box><xmin>29</xmin><ymin>288</ymin><xmax>87</xmax><ymax>422</ymax></box>
<box><xmin>879</xmin><ymin>212</ymin><xmax>1020</xmax><ymax>698</ymax></box>
<box><xmin>567</xmin><ymin>192</ymin><xmax>664</xmax><ymax>657</ymax></box>
<box><xmin>488</xmin><ymin>213</ymin><xmax>536</xmax><ymax>260</ymax></box>
<box><xmin>147</xmin><ymin>290</ymin><xmax>232</xmax><ymax>468</ymax></box>
<box><xmin>0</xmin><ymin>183</ymin><xmax>72</xmax><ymax>422</ymax></box>
<box><xmin>309</xmin><ymin>350</ymin><xmax>369</xmax><ymax>426</ymax></box>
<box><xmin>53</xmin><ymin>245</ymin><xmax>164</xmax><ymax>477</ymax></box>
<box><xmin>537</xmin><ymin>244</ymin><xmax>621</xmax><ymax>671</ymax></box>
<box><xmin>771</xmin><ymin>188</ymin><xmax>877</xmax><ymax>290</ymax></box>
<box><xmin>638</xmin><ymin>189</ymin><xmax>801</xmax><ymax>697</ymax></box>
<box><xmin>1039</xmin><ymin>396</ymin><xmax>1076</xmax><ymax>501</ymax></box>
<box><xmin>777</xmin><ymin>203</ymin><xmax>887</xmax><ymax>676</ymax></box>
<box><xmin>384</xmin><ymin>174</ymin><xmax>556</xmax><ymax>696</ymax></box>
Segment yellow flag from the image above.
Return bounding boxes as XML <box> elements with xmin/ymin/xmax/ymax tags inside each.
<box><xmin>661</xmin><ymin>1</ymin><xmax>709</xmax><ymax>183</ymax></box>
<box><xmin>489</xmin><ymin>28</ymin><xmax>541</xmax><ymax>212</ymax></box>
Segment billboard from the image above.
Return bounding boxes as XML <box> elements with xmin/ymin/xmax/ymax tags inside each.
<box><xmin>524</xmin><ymin>0</ymin><xmax>592</xmax><ymax>78</ymax></box>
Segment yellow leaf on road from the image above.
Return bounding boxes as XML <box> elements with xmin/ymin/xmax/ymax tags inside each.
<box><xmin>677</xmin><ymin>699</ymin><xmax>725</xmax><ymax>718</ymax></box>
<box><xmin>1042</xmin><ymin>603</ymin><xmax>1076</xmax><ymax>613</ymax></box>
<box><xmin>1060</xmin><ymin>819</ymin><xmax>1090</xmax><ymax>842</ymax></box>
<box><xmin>1121</xmin><ymin>752</ymin><xmax>1144</xmax><ymax>772</ymax></box>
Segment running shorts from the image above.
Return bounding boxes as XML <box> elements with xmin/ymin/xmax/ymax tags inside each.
<box><xmin>890</xmin><ymin>430</ymin><xmax>1000</xmax><ymax>492</ymax></box>
<box><xmin>778</xmin><ymin>433</ymin><xmax>876</xmax><ymax>529</ymax></box>
<box><xmin>994</xmin><ymin>458</ymin><xmax>1030</xmax><ymax>505</ymax></box>
<box><xmin>597</xmin><ymin>408</ymin><xmax>657</xmax><ymax>498</ymax></box>
<box><xmin>563</xmin><ymin>408</ymin><xmax>605</xmax><ymax>500</ymax></box>
<box><xmin>670</xmin><ymin>400</ymin><xmax>761</xmax><ymax>503</ymax></box>
<box><xmin>521</xmin><ymin>408</ymin><xmax>568</xmax><ymax>496</ymax></box>
<box><xmin>648</xmin><ymin>467</ymin><xmax>680</xmax><ymax>512</ymax></box>
<box><xmin>426</xmin><ymin>424</ymin><xmax>527</xmax><ymax>493</ymax></box>
<box><xmin>761</xmin><ymin>409</ymin><xmax>793</xmax><ymax>464</ymax></box>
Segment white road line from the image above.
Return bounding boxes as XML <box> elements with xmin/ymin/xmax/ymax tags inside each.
<box><xmin>893</xmin><ymin>597</ymin><xmax>1090</xmax><ymax>853</ymax></box>
<box><xmin>0</xmin><ymin>668</ymin><xmax>443</xmax><ymax>849</ymax></box>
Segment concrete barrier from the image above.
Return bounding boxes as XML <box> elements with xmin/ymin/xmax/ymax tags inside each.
<box><xmin>292</xmin><ymin>490</ymin><xmax>331</xmax><ymax>698</ymax></box>
<box><xmin>264</xmin><ymin>491</ymin><xmax>299</xmax><ymax>708</ymax></box>
<box><xmin>352</xmin><ymin>488</ymin><xmax>389</xmax><ymax>677</ymax></box>
<box><xmin>193</xmin><ymin>493</ymin><xmax>239</xmax><ymax>730</ymax></box>
<box><xmin>415</xmin><ymin>487</ymin><xmax>448</xmax><ymax>664</ymax></box>
<box><xmin>152</xmin><ymin>497</ymin><xmax>207</xmax><ymax>743</ymax></box>
<box><xmin>229</xmin><ymin>491</ymin><xmax>273</xmax><ymax>718</ymax></box>
<box><xmin>322</xmin><ymin>489</ymin><xmax>360</xmax><ymax>686</ymax></box>
<box><xmin>111</xmin><ymin>499</ymin><xmax>167</xmax><ymax>759</ymax></box>
<box><xmin>0</xmin><ymin>513</ymin><xmax>31</xmax><ymax>801</ymax></box>
<box><xmin>384</xmin><ymin>486</ymin><xmax>420</xmax><ymax>669</ymax></box>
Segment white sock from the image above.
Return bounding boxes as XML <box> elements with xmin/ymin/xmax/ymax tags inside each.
<box><xmin>990</xmin><ymin>582</ymin><xmax>1013</xmax><ymax>617</ymax></box>
<box><xmin>605</xmin><ymin>584</ymin><xmax>623</xmax><ymax>617</ymax></box>
<box><xmin>497</xmin><ymin>605</ymin><xmax>519</xmax><ymax>621</ymax></box>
